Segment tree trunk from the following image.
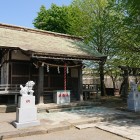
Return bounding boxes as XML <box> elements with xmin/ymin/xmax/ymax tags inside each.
<box><xmin>99</xmin><ymin>61</ymin><xmax>106</xmax><ymax>96</ymax></box>
<box><xmin>111</xmin><ymin>76</ymin><xmax>116</xmax><ymax>89</ymax></box>
<box><xmin>120</xmin><ymin>70</ymin><xmax>129</xmax><ymax>101</ymax></box>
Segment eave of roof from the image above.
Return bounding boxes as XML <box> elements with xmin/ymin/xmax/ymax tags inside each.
<box><xmin>32</xmin><ymin>52</ymin><xmax>105</xmax><ymax>61</ymax></box>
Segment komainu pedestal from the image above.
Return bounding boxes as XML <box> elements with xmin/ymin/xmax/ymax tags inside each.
<box><xmin>127</xmin><ymin>81</ymin><xmax>140</xmax><ymax>112</ymax></box>
<box><xmin>13</xmin><ymin>81</ymin><xmax>40</xmax><ymax>128</ymax></box>
<box><xmin>13</xmin><ymin>96</ymin><xmax>40</xmax><ymax>128</ymax></box>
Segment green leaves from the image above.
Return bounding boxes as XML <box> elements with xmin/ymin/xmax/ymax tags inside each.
<box><xmin>33</xmin><ymin>5</ymin><xmax>48</xmax><ymax>30</ymax></box>
<box><xmin>33</xmin><ymin>4</ymin><xmax>71</xmax><ymax>34</ymax></box>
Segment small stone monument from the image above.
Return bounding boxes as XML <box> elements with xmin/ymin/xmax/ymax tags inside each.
<box><xmin>13</xmin><ymin>81</ymin><xmax>40</xmax><ymax>128</ymax></box>
<box><xmin>53</xmin><ymin>90</ymin><xmax>70</xmax><ymax>104</ymax></box>
<box><xmin>127</xmin><ymin>81</ymin><xmax>140</xmax><ymax>112</ymax></box>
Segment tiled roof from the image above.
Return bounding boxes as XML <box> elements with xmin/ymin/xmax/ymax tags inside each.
<box><xmin>0</xmin><ymin>23</ymin><xmax>106</xmax><ymax>60</ymax></box>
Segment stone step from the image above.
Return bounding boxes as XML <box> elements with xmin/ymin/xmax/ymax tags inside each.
<box><xmin>46</xmin><ymin>105</ymin><xmax>93</xmax><ymax>113</ymax></box>
<box><xmin>37</xmin><ymin>101</ymin><xmax>101</xmax><ymax>113</ymax></box>
<box><xmin>0</xmin><ymin>101</ymin><xmax>101</xmax><ymax>113</ymax></box>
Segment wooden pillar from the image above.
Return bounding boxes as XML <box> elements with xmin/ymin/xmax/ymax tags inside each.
<box><xmin>78</xmin><ymin>66</ymin><xmax>83</xmax><ymax>101</ymax></box>
<box><xmin>37</xmin><ymin>66</ymin><xmax>44</xmax><ymax>104</ymax></box>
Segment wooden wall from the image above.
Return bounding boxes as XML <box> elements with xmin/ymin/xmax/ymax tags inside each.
<box><xmin>1</xmin><ymin>51</ymin><xmax>10</xmax><ymax>84</ymax></box>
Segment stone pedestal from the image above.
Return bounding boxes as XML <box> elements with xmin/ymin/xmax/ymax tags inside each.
<box><xmin>127</xmin><ymin>91</ymin><xmax>140</xmax><ymax>112</ymax></box>
<box><xmin>127</xmin><ymin>83</ymin><xmax>140</xmax><ymax>112</ymax></box>
<box><xmin>13</xmin><ymin>96</ymin><xmax>40</xmax><ymax>128</ymax></box>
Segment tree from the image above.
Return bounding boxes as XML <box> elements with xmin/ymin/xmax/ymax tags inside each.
<box><xmin>70</xmin><ymin>0</ymin><xmax>140</xmax><ymax>94</ymax></box>
<box><xmin>116</xmin><ymin>0</ymin><xmax>140</xmax><ymax>53</ymax></box>
<box><xmin>69</xmin><ymin>0</ymin><xmax>126</xmax><ymax>95</ymax></box>
<box><xmin>111</xmin><ymin>0</ymin><xmax>140</xmax><ymax>99</ymax></box>
<box><xmin>33</xmin><ymin>4</ymin><xmax>71</xmax><ymax>34</ymax></box>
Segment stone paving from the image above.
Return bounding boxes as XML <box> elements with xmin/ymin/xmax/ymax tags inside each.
<box><xmin>38</xmin><ymin>107</ymin><xmax>127</xmax><ymax>125</ymax></box>
<box><xmin>0</xmin><ymin>106</ymin><xmax>140</xmax><ymax>140</ymax></box>
<box><xmin>96</xmin><ymin>119</ymin><xmax>140</xmax><ymax>140</ymax></box>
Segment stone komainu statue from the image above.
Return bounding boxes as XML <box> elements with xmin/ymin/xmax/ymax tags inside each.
<box><xmin>20</xmin><ymin>81</ymin><xmax>35</xmax><ymax>96</ymax></box>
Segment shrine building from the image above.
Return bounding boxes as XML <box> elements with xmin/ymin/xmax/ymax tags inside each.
<box><xmin>0</xmin><ymin>23</ymin><xmax>106</xmax><ymax>104</ymax></box>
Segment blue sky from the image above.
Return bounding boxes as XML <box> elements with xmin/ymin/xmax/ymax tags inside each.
<box><xmin>0</xmin><ymin>0</ymin><xmax>72</xmax><ymax>28</ymax></box>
